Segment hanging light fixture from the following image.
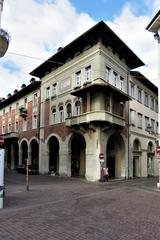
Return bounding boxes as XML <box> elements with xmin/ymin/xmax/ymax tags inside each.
<box><xmin>0</xmin><ymin>0</ymin><xmax>10</xmax><ymax>57</ymax></box>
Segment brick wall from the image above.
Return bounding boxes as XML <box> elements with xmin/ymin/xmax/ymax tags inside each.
<box><xmin>19</xmin><ymin>129</ymin><xmax>39</xmax><ymax>142</ymax></box>
<box><xmin>44</xmin><ymin>123</ymin><xmax>71</xmax><ymax>141</ymax></box>
<box><xmin>11</xmin><ymin>109</ymin><xmax>15</xmax><ymax>132</ymax></box>
<box><xmin>44</xmin><ymin>100</ymin><xmax>50</xmax><ymax>126</ymax></box>
<box><xmin>27</xmin><ymin>101</ymin><xmax>33</xmax><ymax>130</ymax></box>
<box><xmin>5</xmin><ymin>113</ymin><xmax>8</xmax><ymax>133</ymax></box>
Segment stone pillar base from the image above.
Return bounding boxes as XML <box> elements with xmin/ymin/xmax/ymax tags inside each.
<box><xmin>157</xmin><ymin>182</ymin><xmax>160</xmax><ymax>189</ymax></box>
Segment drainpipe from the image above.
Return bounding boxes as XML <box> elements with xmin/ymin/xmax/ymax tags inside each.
<box><xmin>127</xmin><ymin>70</ymin><xmax>130</xmax><ymax>179</ymax></box>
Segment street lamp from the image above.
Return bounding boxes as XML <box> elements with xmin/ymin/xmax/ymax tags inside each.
<box><xmin>0</xmin><ymin>0</ymin><xmax>10</xmax><ymax>57</ymax></box>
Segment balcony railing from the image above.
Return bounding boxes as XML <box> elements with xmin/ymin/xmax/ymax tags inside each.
<box><xmin>65</xmin><ymin>110</ymin><xmax>125</xmax><ymax>127</ymax></box>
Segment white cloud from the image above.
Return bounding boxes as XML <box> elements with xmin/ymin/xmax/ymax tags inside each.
<box><xmin>106</xmin><ymin>2</ymin><xmax>159</xmax><ymax>88</ymax></box>
<box><xmin>0</xmin><ymin>0</ymin><xmax>95</xmax><ymax>97</ymax></box>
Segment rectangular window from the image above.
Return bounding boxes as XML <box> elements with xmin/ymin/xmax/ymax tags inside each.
<box><xmin>52</xmin><ymin>83</ymin><xmax>57</xmax><ymax>97</ymax></box>
<box><xmin>52</xmin><ymin>109</ymin><xmax>57</xmax><ymax>124</ymax></box>
<box><xmin>85</xmin><ymin>65</ymin><xmax>92</xmax><ymax>82</ymax></box>
<box><xmin>32</xmin><ymin>115</ymin><xmax>37</xmax><ymax>129</ymax></box>
<box><xmin>2</xmin><ymin>126</ymin><xmax>5</xmax><ymax>134</ymax></box>
<box><xmin>8</xmin><ymin>123</ymin><xmax>11</xmax><ymax>132</ymax></box>
<box><xmin>130</xmin><ymin>82</ymin><xmax>135</xmax><ymax>98</ymax></box>
<box><xmin>156</xmin><ymin>122</ymin><xmax>159</xmax><ymax>134</ymax></box>
<box><xmin>144</xmin><ymin>93</ymin><xmax>149</xmax><ymax>107</ymax></box>
<box><xmin>145</xmin><ymin>116</ymin><xmax>149</xmax><ymax>130</ymax></box>
<box><xmin>137</xmin><ymin>88</ymin><xmax>142</xmax><ymax>102</ymax></box>
<box><xmin>75</xmin><ymin>71</ymin><xmax>81</xmax><ymax>86</ymax></box>
<box><xmin>120</xmin><ymin>76</ymin><xmax>124</xmax><ymax>91</ymax></box>
<box><xmin>16</xmin><ymin>102</ymin><xmax>19</xmax><ymax>115</ymax></box>
<box><xmin>150</xmin><ymin>96</ymin><xmax>154</xmax><ymax>110</ymax></box>
<box><xmin>130</xmin><ymin>109</ymin><xmax>136</xmax><ymax>125</ymax></box>
<box><xmin>23</xmin><ymin>119</ymin><xmax>27</xmax><ymax>131</ymax></box>
<box><xmin>105</xmin><ymin>66</ymin><xmax>110</xmax><ymax>82</ymax></box>
<box><xmin>151</xmin><ymin>119</ymin><xmax>155</xmax><ymax>133</ymax></box>
<box><xmin>46</xmin><ymin>87</ymin><xmax>50</xmax><ymax>99</ymax></box>
<box><xmin>24</xmin><ymin>98</ymin><xmax>27</xmax><ymax>108</ymax></box>
<box><xmin>9</xmin><ymin>106</ymin><xmax>12</xmax><ymax>117</ymax></box>
<box><xmin>155</xmin><ymin>100</ymin><xmax>158</xmax><ymax>112</ymax></box>
<box><xmin>15</xmin><ymin>121</ymin><xmax>19</xmax><ymax>132</ymax></box>
<box><xmin>113</xmin><ymin>71</ymin><xmax>118</xmax><ymax>87</ymax></box>
<box><xmin>137</xmin><ymin>113</ymin><xmax>142</xmax><ymax>128</ymax></box>
<box><xmin>34</xmin><ymin>93</ymin><xmax>38</xmax><ymax>107</ymax></box>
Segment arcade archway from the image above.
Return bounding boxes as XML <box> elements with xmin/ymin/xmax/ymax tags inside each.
<box><xmin>70</xmin><ymin>134</ymin><xmax>86</xmax><ymax>177</ymax></box>
<box><xmin>133</xmin><ymin>139</ymin><xmax>141</xmax><ymax>177</ymax></box>
<box><xmin>48</xmin><ymin>136</ymin><xmax>59</xmax><ymax>174</ymax></box>
<box><xmin>106</xmin><ymin>133</ymin><xmax>125</xmax><ymax>178</ymax></box>
<box><xmin>21</xmin><ymin>140</ymin><xmax>28</xmax><ymax>165</ymax></box>
<box><xmin>30</xmin><ymin>139</ymin><xmax>39</xmax><ymax>168</ymax></box>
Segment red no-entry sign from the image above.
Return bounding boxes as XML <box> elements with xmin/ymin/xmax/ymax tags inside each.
<box><xmin>99</xmin><ymin>153</ymin><xmax>104</xmax><ymax>162</ymax></box>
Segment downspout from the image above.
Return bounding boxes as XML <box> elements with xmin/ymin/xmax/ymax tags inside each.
<box><xmin>127</xmin><ymin>70</ymin><xmax>130</xmax><ymax>179</ymax></box>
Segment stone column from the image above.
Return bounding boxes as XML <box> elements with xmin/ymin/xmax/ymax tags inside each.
<box><xmin>11</xmin><ymin>144</ymin><xmax>14</xmax><ymax>170</ymax></box>
<box><xmin>19</xmin><ymin>150</ymin><xmax>22</xmax><ymax>165</ymax></box>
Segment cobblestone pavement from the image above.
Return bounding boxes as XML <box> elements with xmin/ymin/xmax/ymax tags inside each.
<box><xmin>1</xmin><ymin>170</ymin><xmax>160</xmax><ymax>240</ymax></box>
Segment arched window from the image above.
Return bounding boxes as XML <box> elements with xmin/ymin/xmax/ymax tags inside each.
<box><xmin>75</xmin><ymin>101</ymin><xmax>81</xmax><ymax>116</ymax></box>
<box><xmin>59</xmin><ymin>106</ymin><xmax>64</xmax><ymax>123</ymax></box>
<box><xmin>133</xmin><ymin>140</ymin><xmax>140</xmax><ymax>151</ymax></box>
<box><xmin>52</xmin><ymin>108</ymin><xmax>57</xmax><ymax>124</ymax></box>
<box><xmin>66</xmin><ymin>103</ymin><xmax>72</xmax><ymax>118</ymax></box>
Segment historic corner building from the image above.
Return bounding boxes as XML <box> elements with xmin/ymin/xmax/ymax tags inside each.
<box><xmin>0</xmin><ymin>21</ymin><xmax>159</xmax><ymax>181</ymax></box>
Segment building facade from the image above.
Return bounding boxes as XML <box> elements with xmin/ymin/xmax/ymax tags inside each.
<box><xmin>0</xmin><ymin>79</ymin><xmax>41</xmax><ymax>170</ymax></box>
<box><xmin>0</xmin><ymin>21</ymin><xmax>158</xmax><ymax>181</ymax></box>
<box><xmin>129</xmin><ymin>71</ymin><xmax>158</xmax><ymax>178</ymax></box>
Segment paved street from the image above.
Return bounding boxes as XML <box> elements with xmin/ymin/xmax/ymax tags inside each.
<box><xmin>1</xmin><ymin>171</ymin><xmax>160</xmax><ymax>240</ymax></box>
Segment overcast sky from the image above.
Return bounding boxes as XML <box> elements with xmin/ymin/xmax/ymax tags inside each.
<box><xmin>0</xmin><ymin>0</ymin><xmax>159</xmax><ymax>97</ymax></box>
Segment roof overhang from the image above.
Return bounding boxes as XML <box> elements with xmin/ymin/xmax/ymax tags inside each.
<box><xmin>30</xmin><ymin>21</ymin><xmax>144</xmax><ymax>78</ymax></box>
<box><xmin>0</xmin><ymin>81</ymin><xmax>41</xmax><ymax>109</ymax></box>
<box><xmin>130</xmin><ymin>71</ymin><xmax>158</xmax><ymax>95</ymax></box>
<box><xmin>146</xmin><ymin>10</ymin><xmax>160</xmax><ymax>33</ymax></box>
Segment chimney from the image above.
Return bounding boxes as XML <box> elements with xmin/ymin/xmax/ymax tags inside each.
<box><xmin>21</xmin><ymin>84</ymin><xmax>26</xmax><ymax>89</ymax></box>
<box><xmin>7</xmin><ymin>93</ymin><xmax>11</xmax><ymax>98</ymax></box>
<box><xmin>13</xmin><ymin>89</ymin><xmax>18</xmax><ymax>94</ymax></box>
<box><xmin>30</xmin><ymin>77</ymin><xmax>35</xmax><ymax>83</ymax></box>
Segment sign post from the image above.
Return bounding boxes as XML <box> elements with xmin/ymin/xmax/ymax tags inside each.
<box><xmin>99</xmin><ymin>153</ymin><xmax>104</xmax><ymax>181</ymax></box>
<box><xmin>0</xmin><ymin>148</ymin><xmax>5</xmax><ymax>208</ymax></box>
<box><xmin>156</xmin><ymin>146</ymin><xmax>160</xmax><ymax>189</ymax></box>
<box><xmin>26</xmin><ymin>159</ymin><xmax>29</xmax><ymax>191</ymax></box>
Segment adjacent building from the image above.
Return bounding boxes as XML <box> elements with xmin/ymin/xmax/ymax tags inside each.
<box><xmin>0</xmin><ymin>79</ymin><xmax>41</xmax><ymax>169</ymax></box>
<box><xmin>0</xmin><ymin>21</ymin><xmax>158</xmax><ymax>181</ymax></box>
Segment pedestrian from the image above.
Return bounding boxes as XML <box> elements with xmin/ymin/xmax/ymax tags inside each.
<box><xmin>102</xmin><ymin>166</ymin><xmax>109</xmax><ymax>182</ymax></box>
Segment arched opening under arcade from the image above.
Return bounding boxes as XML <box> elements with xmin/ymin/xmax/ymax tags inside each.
<box><xmin>132</xmin><ymin>139</ymin><xmax>141</xmax><ymax>177</ymax></box>
<box><xmin>106</xmin><ymin>133</ymin><xmax>125</xmax><ymax>178</ymax></box>
<box><xmin>30</xmin><ymin>139</ymin><xmax>39</xmax><ymax>169</ymax></box>
<box><xmin>48</xmin><ymin>136</ymin><xmax>59</xmax><ymax>174</ymax></box>
<box><xmin>21</xmin><ymin>140</ymin><xmax>28</xmax><ymax>165</ymax></box>
<box><xmin>70</xmin><ymin>133</ymin><xmax>86</xmax><ymax>177</ymax></box>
